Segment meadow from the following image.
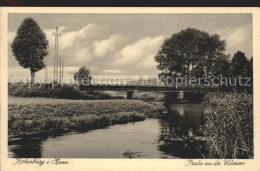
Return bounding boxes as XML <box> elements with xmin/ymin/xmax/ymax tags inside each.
<box><xmin>8</xmin><ymin>96</ymin><xmax>166</xmax><ymax>137</ymax></box>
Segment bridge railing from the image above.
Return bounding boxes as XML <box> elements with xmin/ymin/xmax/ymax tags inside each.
<box><xmin>90</xmin><ymin>78</ymin><xmax>220</xmax><ymax>88</ymax></box>
<box><xmin>80</xmin><ymin>84</ymin><xmax>219</xmax><ymax>91</ymax></box>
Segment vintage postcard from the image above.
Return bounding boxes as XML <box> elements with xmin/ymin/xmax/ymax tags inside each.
<box><xmin>0</xmin><ymin>7</ymin><xmax>259</xmax><ymax>170</ymax></box>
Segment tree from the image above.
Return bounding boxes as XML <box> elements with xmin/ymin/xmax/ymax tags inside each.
<box><xmin>11</xmin><ymin>17</ymin><xmax>49</xmax><ymax>84</ymax></box>
<box><xmin>74</xmin><ymin>66</ymin><xmax>92</xmax><ymax>85</ymax></box>
<box><xmin>154</xmin><ymin>28</ymin><xmax>226</xmax><ymax>78</ymax></box>
<box><xmin>248</xmin><ymin>57</ymin><xmax>253</xmax><ymax>85</ymax></box>
<box><xmin>249</xmin><ymin>57</ymin><xmax>253</xmax><ymax>78</ymax></box>
<box><xmin>242</xmin><ymin>56</ymin><xmax>253</xmax><ymax>86</ymax></box>
<box><xmin>230</xmin><ymin>51</ymin><xmax>249</xmax><ymax>77</ymax></box>
<box><xmin>210</xmin><ymin>54</ymin><xmax>230</xmax><ymax>77</ymax></box>
<box><xmin>229</xmin><ymin>52</ymin><xmax>253</xmax><ymax>92</ymax></box>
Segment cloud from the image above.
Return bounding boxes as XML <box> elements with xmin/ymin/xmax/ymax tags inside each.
<box><xmin>55</xmin><ymin>23</ymin><xmax>122</xmax><ymax>67</ymax></box>
<box><xmin>52</xmin><ymin>24</ymin><xmax>164</xmax><ymax>77</ymax></box>
<box><xmin>59</xmin><ymin>24</ymin><xmax>109</xmax><ymax>50</ymax></box>
<box><xmin>93</xmin><ymin>34</ymin><xmax>125</xmax><ymax>57</ymax></box>
<box><xmin>139</xmin><ymin>54</ymin><xmax>157</xmax><ymax>68</ymax></box>
<box><xmin>8</xmin><ymin>23</ymin><xmax>165</xmax><ymax>79</ymax></box>
<box><xmin>116</xmin><ymin>35</ymin><xmax>164</xmax><ymax>65</ymax></box>
<box><xmin>8</xmin><ymin>14</ymin><xmax>252</xmax><ymax>81</ymax></box>
<box><xmin>8</xmin><ymin>32</ymin><xmax>15</xmax><ymax>43</ymax></box>
<box><xmin>214</xmin><ymin>24</ymin><xmax>252</xmax><ymax>58</ymax></box>
<box><xmin>11</xmin><ymin>22</ymin><xmax>252</xmax><ymax>79</ymax></box>
<box><xmin>101</xmin><ymin>70</ymin><xmax>123</xmax><ymax>74</ymax></box>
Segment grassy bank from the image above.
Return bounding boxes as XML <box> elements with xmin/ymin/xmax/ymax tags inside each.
<box><xmin>137</xmin><ymin>92</ymin><xmax>165</xmax><ymax>102</ymax></box>
<box><xmin>202</xmin><ymin>92</ymin><xmax>253</xmax><ymax>159</ymax></box>
<box><xmin>8</xmin><ymin>83</ymin><xmax>112</xmax><ymax>100</ymax></box>
<box><xmin>9</xmin><ymin>98</ymin><xmax>166</xmax><ymax>137</ymax></box>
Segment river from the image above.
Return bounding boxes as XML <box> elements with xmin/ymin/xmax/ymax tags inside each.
<box><xmin>8</xmin><ymin>103</ymin><xmax>205</xmax><ymax>158</ymax></box>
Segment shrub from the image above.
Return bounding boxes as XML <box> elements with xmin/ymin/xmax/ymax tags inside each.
<box><xmin>201</xmin><ymin>92</ymin><xmax>253</xmax><ymax>159</ymax></box>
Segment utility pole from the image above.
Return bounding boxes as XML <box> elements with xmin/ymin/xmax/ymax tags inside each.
<box><xmin>53</xmin><ymin>27</ymin><xmax>61</xmax><ymax>82</ymax></box>
<box><xmin>62</xmin><ymin>59</ymin><xmax>64</xmax><ymax>81</ymax></box>
<box><xmin>60</xmin><ymin>54</ymin><xmax>62</xmax><ymax>82</ymax></box>
<box><xmin>45</xmin><ymin>66</ymin><xmax>48</xmax><ymax>83</ymax></box>
<box><xmin>53</xmin><ymin>54</ymin><xmax>56</xmax><ymax>81</ymax></box>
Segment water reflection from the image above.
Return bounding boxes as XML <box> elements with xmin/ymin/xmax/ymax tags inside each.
<box><xmin>8</xmin><ymin>136</ymin><xmax>48</xmax><ymax>158</ymax></box>
<box><xmin>163</xmin><ymin>103</ymin><xmax>204</xmax><ymax>137</ymax></box>
<box><xmin>158</xmin><ymin>103</ymin><xmax>205</xmax><ymax>158</ymax></box>
<box><xmin>8</xmin><ymin>103</ymin><xmax>205</xmax><ymax>158</ymax></box>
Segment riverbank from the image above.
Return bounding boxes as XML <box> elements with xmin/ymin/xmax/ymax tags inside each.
<box><xmin>8</xmin><ymin>83</ymin><xmax>115</xmax><ymax>100</ymax></box>
<box><xmin>201</xmin><ymin>92</ymin><xmax>253</xmax><ymax>159</ymax></box>
<box><xmin>8</xmin><ymin>96</ymin><xmax>166</xmax><ymax>137</ymax></box>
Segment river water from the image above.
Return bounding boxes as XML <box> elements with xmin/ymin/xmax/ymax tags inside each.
<box><xmin>8</xmin><ymin>103</ymin><xmax>205</xmax><ymax>158</ymax></box>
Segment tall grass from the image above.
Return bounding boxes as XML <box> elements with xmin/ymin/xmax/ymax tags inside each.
<box><xmin>9</xmin><ymin>100</ymin><xmax>166</xmax><ymax>137</ymax></box>
<box><xmin>202</xmin><ymin>92</ymin><xmax>253</xmax><ymax>159</ymax></box>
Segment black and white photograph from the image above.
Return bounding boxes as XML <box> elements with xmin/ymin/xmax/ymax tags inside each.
<box><xmin>5</xmin><ymin>11</ymin><xmax>254</xmax><ymax>160</ymax></box>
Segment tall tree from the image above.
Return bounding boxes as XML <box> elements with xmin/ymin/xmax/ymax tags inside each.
<box><xmin>211</xmin><ymin>54</ymin><xmax>230</xmax><ymax>77</ymax></box>
<box><xmin>249</xmin><ymin>57</ymin><xmax>253</xmax><ymax>78</ymax></box>
<box><xmin>11</xmin><ymin>17</ymin><xmax>49</xmax><ymax>84</ymax></box>
<box><xmin>231</xmin><ymin>51</ymin><xmax>249</xmax><ymax>77</ymax></box>
<box><xmin>74</xmin><ymin>66</ymin><xmax>92</xmax><ymax>85</ymax></box>
<box><xmin>249</xmin><ymin>57</ymin><xmax>253</xmax><ymax>85</ymax></box>
<box><xmin>242</xmin><ymin>56</ymin><xmax>253</xmax><ymax>86</ymax></box>
<box><xmin>155</xmin><ymin>28</ymin><xmax>226</xmax><ymax>78</ymax></box>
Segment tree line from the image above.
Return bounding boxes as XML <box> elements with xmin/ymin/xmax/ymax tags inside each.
<box><xmin>154</xmin><ymin>28</ymin><xmax>253</xmax><ymax>86</ymax></box>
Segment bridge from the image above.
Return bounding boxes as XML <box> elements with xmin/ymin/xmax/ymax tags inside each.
<box><xmin>80</xmin><ymin>85</ymin><xmax>217</xmax><ymax>102</ymax></box>
<box><xmin>79</xmin><ymin>85</ymin><xmax>217</xmax><ymax>92</ymax></box>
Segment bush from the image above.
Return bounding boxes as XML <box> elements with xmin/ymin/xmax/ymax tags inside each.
<box><xmin>202</xmin><ymin>92</ymin><xmax>253</xmax><ymax>159</ymax></box>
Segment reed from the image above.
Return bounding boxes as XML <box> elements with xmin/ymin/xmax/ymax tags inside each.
<box><xmin>202</xmin><ymin>92</ymin><xmax>253</xmax><ymax>159</ymax></box>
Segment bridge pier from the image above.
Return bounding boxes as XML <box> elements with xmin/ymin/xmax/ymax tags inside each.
<box><xmin>133</xmin><ymin>90</ymin><xmax>140</xmax><ymax>99</ymax></box>
<box><xmin>177</xmin><ymin>91</ymin><xmax>184</xmax><ymax>100</ymax></box>
<box><xmin>164</xmin><ymin>92</ymin><xmax>178</xmax><ymax>102</ymax></box>
<box><xmin>164</xmin><ymin>91</ymin><xmax>207</xmax><ymax>103</ymax></box>
<box><xmin>127</xmin><ymin>90</ymin><xmax>133</xmax><ymax>99</ymax></box>
<box><xmin>183</xmin><ymin>92</ymin><xmax>207</xmax><ymax>103</ymax></box>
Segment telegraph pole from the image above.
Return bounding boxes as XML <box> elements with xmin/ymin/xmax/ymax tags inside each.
<box><xmin>45</xmin><ymin>66</ymin><xmax>48</xmax><ymax>83</ymax></box>
<box><xmin>53</xmin><ymin>55</ymin><xmax>56</xmax><ymax>81</ymax></box>
<box><xmin>62</xmin><ymin>59</ymin><xmax>64</xmax><ymax>81</ymax></box>
<box><xmin>53</xmin><ymin>27</ymin><xmax>61</xmax><ymax>82</ymax></box>
<box><xmin>59</xmin><ymin>54</ymin><xmax>62</xmax><ymax>82</ymax></box>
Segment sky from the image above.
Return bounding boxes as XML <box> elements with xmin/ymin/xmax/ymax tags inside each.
<box><xmin>8</xmin><ymin>13</ymin><xmax>252</xmax><ymax>82</ymax></box>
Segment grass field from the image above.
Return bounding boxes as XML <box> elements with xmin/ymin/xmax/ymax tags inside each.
<box><xmin>8</xmin><ymin>96</ymin><xmax>166</xmax><ymax>137</ymax></box>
